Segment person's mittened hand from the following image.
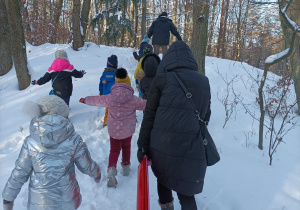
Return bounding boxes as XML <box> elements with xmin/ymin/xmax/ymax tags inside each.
<box><xmin>80</xmin><ymin>70</ymin><xmax>86</xmax><ymax>75</ymax></box>
<box><xmin>137</xmin><ymin>148</ymin><xmax>150</xmax><ymax>163</ymax></box>
<box><xmin>94</xmin><ymin>174</ymin><xmax>101</xmax><ymax>183</ymax></box>
<box><xmin>79</xmin><ymin>98</ymin><xmax>85</xmax><ymax>103</ymax></box>
<box><xmin>31</xmin><ymin>80</ymin><xmax>37</xmax><ymax>85</ymax></box>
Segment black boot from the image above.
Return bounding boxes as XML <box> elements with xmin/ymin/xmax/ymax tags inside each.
<box><xmin>158</xmin><ymin>198</ymin><xmax>174</xmax><ymax>210</ymax></box>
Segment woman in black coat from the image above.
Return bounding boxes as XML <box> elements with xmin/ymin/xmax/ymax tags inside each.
<box><xmin>137</xmin><ymin>41</ymin><xmax>211</xmax><ymax>210</ymax></box>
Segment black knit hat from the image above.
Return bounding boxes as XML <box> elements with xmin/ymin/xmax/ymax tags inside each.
<box><xmin>159</xmin><ymin>12</ymin><xmax>168</xmax><ymax>17</ymax></box>
<box><xmin>107</xmin><ymin>55</ymin><xmax>118</xmax><ymax>69</ymax></box>
<box><xmin>142</xmin><ymin>54</ymin><xmax>161</xmax><ymax>77</ymax></box>
<box><xmin>115</xmin><ymin>68</ymin><xmax>131</xmax><ymax>86</ymax></box>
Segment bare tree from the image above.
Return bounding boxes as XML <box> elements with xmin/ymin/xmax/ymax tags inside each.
<box><xmin>279</xmin><ymin>0</ymin><xmax>300</xmax><ymax>114</ymax></box>
<box><xmin>141</xmin><ymin>0</ymin><xmax>146</xmax><ymax>37</ymax></box>
<box><xmin>0</xmin><ymin>0</ymin><xmax>12</xmax><ymax>76</ymax></box>
<box><xmin>257</xmin><ymin>0</ymin><xmax>299</xmax><ymax>149</ymax></box>
<box><xmin>4</xmin><ymin>0</ymin><xmax>30</xmax><ymax>90</ymax></box>
<box><xmin>263</xmin><ymin>74</ymin><xmax>298</xmax><ymax>165</ymax></box>
<box><xmin>81</xmin><ymin>0</ymin><xmax>92</xmax><ymax>39</ymax></box>
<box><xmin>217</xmin><ymin>0</ymin><xmax>225</xmax><ymax>58</ymax></box>
<box><xmin>72</xmin><ymin>0</ymin><xmax>84</xmax><ymax>50</ymax></box>
<box><xmin>50</xmin><ymin>0</ymin><xmax>64</xmax><ymax>43</ymax></box>
<box><xmin>215</xmin><ymin>69</ymin><xmax>239</xmax><ymax>128</ymax></box>
<box><xmin>207</xmin><ymin>0</ymin><xmax>218</xmax><ymax>56</ymax></box>
<box><xmin>191</xmin><ymin>0</ymin><xmax>209</xmax><ymax>75</ymax></box>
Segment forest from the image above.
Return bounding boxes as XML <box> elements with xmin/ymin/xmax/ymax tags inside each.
<box><xmin>0</xmin><ymin>0</ymin><xmax>299</xmax><ymax>114</ymax></box>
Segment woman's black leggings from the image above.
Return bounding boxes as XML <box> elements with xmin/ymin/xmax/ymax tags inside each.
<box><xmin>157</xmin><ymin>181</ymin><xmax>197</xmax><ymax>210</ymax></box>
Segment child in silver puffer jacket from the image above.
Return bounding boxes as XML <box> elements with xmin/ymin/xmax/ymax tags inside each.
<box><xmin>2</xmin><ymin>95</ymin><xmax>101</xmax><ymax>210</ymax></box>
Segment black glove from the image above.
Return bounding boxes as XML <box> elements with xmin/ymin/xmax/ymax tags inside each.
<box><xmin>137</xmin><ymin>148</ymin><xmax>150</xmax><ymax>163</ymax></box>
<box><xmin>80</xmin><ymin>70</ymin><xmax>86</xmax><ymax>75</ymax></box>
<box><xmin>31</xmin><ymin>80</ymin><xmax>37</xmax><ymax>85</ymax></box>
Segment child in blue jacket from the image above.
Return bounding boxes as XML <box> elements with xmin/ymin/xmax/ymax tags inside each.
<box><xmin>99</xmin><ymin>55</ymin><xmax>118</xmax><ymax>126</ymax></box>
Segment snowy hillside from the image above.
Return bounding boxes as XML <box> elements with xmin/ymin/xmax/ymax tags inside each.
<box><xmin>0</xmin><ymin>42</ymin><xmax>299</xmax><ymax>210</ymax></box>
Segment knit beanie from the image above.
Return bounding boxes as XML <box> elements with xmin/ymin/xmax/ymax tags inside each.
<box><xmin>55</xmin><ymin>50</ymin><xmax>69</xmax><ymax>61</ymax></box>
<box><xmin>159</xmin><ymin>12</ymin><xmax>168</xmax><ymax>17</ymax></box>
<box><xmin>143</xmin><ymin>35</ymin><xmax>150</xmax><ymax>43</ymax></box>
<box><xmin>142</xmin><ymin>54</ymin><xmax>161</xmax><ymax>77</ymax></box>
<box><xmin>23</xmin><ymin>96</ymin><xmax>69</xmax><ymax>118</ymax></box>
<box><xmin>115</xmin><ymin>68</ymin><xmax>131</xmax><ymax>86</ymax></box>
<box><xmin>107</xmin><ymin>55</ymin><xmax>118</xmax><ymax>69</ymax></box>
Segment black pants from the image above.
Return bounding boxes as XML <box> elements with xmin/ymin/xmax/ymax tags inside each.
<box><xmin>157</xmin><ymin>181</ymin><xmax>197</xmax><ymax>210</ymax></box>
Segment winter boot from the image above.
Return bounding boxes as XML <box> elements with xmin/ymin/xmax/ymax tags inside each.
<box><xmin>158</xmin><ymin>199</ymin><xmax>174</xmax><ymax>210</ymax></box>
<box><xmin>107</xmin><ymin>167</ymin><xmax>118</xmax><ymax>188</ymax></box>
<box><xmin>121</xmin><ymin>163</ymin><xmax>130</xmax><ymax>176</ymax></box>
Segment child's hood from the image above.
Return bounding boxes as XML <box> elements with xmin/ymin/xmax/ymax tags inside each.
<box><xmin>29</xmin><ymin>114</ymin><xmax>75</xmax><ymax>148</ymax></box>
<box><xmin>48</xmin><ymin>59</ymin><xmax>74</xmax><ymax>72</ymax></box>
<box><xmin>110</xmin><ymin>83</ymin><xmax>134</xmax><ymax>104</ymax></box>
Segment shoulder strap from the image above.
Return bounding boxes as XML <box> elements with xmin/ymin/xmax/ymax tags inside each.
<box><xmin>52</xmin><ymin>72</ymin><xmax>60</xmax><ymax>85</ymax></box>
<box><xmin>171</xmin><ymin>72</ymin><xmax>208</xmax><ymax>125</ymax></box>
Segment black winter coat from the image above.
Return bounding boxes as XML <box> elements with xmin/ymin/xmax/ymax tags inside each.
<box><xmin>37</xmin><ymin>70</ymin><xmax>83</xmax><ymax>98</ymax></box>
<box><xmin>147</xmin><ymin>17</ymin><xmax>182</xmax><ymax>45</ymax></box>
<box><xmin>137</xmin><ymin>41</ymin><xmax>211</xmax><ymax>196</ymax></box>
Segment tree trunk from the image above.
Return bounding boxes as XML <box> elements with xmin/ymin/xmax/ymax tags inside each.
<box><xmin>207</xmin><ymin>0</ymin><xmax>218</xmax><ymax>56</ymax></box>
<box><xmin>81</xmin><ymin>0</ymin><xmax>91</xmax><ymax>40</ymax></box>
<box><xmin>4</xmin><ymin>0</ymin><xmax>30</xmax><ymax>90</ymax></box>
<box><xmin>233</xmin><ymin>0</ymin><xmax>242</xmax><ymax>61</ymax></box>
<box><xmin>134</xmin><ymin>0</ymin><xmax>138</xmax><ymax>46</ymax></box>
<box><xmin>51</xmin><ymin>0</ymin><xmax>63</xmax><ymax>43</ymax></box>
<box><xmin>183</xmin><ymin>0</ymin><xmax>191</xmax><ymax>43</ymax></box>
<box><xmin>281</xmin><ymin>0</ymin><xmax>300</xmax><ymax>114</ymax></box>
<box><xmin>172</xmin><ymin>0</ymin><xmax>178</xmax><ymax>42</ymax></box>
<box><xmin>0</xmin><ymin>0</ymin><xmax>12</xmax><ymax>76</ymax></box>
<box><xmin>72</xmin><ymin>0</ymin><xmax>84</xmax><ymax>50</ymax></box>
<box><xmin>141</xmin><ymin>0</ymin><xmax>146</xmax><ymax>37</ymax></box>
<box><xmin>120</xmin><ymin>0</ymin><xmax>126</xmax><ymax>47</ymax></box>
<box><xmin>217</xmin><ymin>0</ymin><xmax>225</xmax><ymax>58</ymax></box>
<box><xmin>191</xmin><ymin>0</ymin><xmax>209</xmax><ymax>75</ymax></box>
<box><xmin>221</xmin><ymin>0</ymin><xmax>230</xmax><ymax>58</ymax></box>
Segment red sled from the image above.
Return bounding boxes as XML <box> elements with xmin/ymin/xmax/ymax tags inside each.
<box><xmin>137</xmin><ymin>156</ymin><xmax>151</xmax><ymax>210</ymax></box>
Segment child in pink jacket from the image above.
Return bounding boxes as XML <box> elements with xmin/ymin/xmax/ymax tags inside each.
<box><xmin>79</xmin><ymin>68</ymin><xmax>146</xmax><ymax>188</ymax></box>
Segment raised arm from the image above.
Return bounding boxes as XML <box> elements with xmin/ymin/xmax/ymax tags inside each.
<box><xmin>37</xmin><ymin>72</ymin><xmax>52</xmax><ymax>85</ymax></box>
<box><xmin>71</xmin><ymin>69</ymin><xmax>84</xmax><ymax>78</ymax></box>
<box><xmin>84</xmin><ymin>95</ymin><xmax>110</xmax><ymax>107</ymax></box>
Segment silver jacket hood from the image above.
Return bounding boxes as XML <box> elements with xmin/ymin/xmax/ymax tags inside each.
<box><xmin>2</xmin><ymin>115</ymin><xmax>101</xmax><ymax>210</ymax></box>
<box><xmin>30</xmin><ymin>114</ymin><xmax>75</xmax><ymax>147</ymax></box>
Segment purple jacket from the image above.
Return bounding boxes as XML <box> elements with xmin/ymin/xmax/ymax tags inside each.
<box><xmin>85</xmin><ymin>83</ymin><xmax>146</xmax><ymax>139</ymax></box>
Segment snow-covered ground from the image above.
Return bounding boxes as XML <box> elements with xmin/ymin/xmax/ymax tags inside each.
<box><xmin>0</xmin><ymin>42</ymin><xmax>299</xmax><ymax>210</ymax></box>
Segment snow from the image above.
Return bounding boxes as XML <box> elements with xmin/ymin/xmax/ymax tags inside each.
<box><xmin>265</xmin><ymin>48</ymin><xmax>290</xmax><ymax>64</ymax></box>
<box><xmin>0</xmin><ymin>42</ymin><xmax>299</xmax><ymax>210</ymax></box>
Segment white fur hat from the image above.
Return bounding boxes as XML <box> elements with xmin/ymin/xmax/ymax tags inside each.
<box><xmin>23</xmin><ymin>96</ymin><xmax>69</xmax><ymax>118</ymax></box>
<box><xmin>55</xmin><ymin>49</ymin><xmax>69</xmax><ymax>61</ymax></box>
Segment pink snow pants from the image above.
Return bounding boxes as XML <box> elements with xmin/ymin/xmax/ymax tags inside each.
<box><xmin>108</xmin><ymin>136</ymin><xmax>132</xmax><ymax>168</ymax></box>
